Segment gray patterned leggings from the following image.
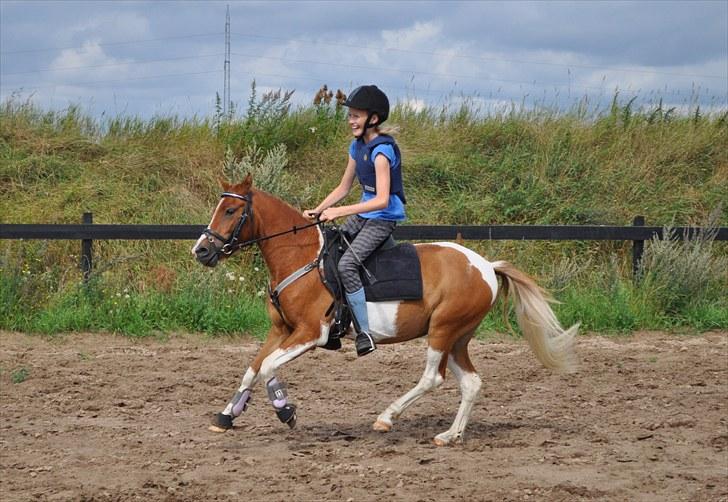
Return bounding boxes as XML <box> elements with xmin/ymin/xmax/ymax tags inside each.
<box><xmin>338</xmin><ymin>216</ymin><xmax>397</xmax><ymax>293</ymax></box>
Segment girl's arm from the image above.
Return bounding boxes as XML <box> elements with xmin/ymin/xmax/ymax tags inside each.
<box><xmin>319</xmin><ymin>154</ymin><xmax>391</xmax><ymax>221</ymax></box>
<box><xmin>304</xmin><ymin>156</ymin><xmax>357</xmax><ymax>218</ymax></box>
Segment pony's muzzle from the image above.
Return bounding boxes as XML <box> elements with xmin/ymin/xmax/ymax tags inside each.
<box><xmin>194</xmin><ymin>242</ymin><xmax>220</xmax><ymax>267</ymax></box>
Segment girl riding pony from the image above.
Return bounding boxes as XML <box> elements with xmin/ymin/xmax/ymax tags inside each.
<box><xmin>304</xmin><ymin>85</ymin><xmax>405</xmax><ymax>357</ymax></box>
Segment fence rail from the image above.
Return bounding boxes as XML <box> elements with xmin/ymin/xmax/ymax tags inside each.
<box><xmin>1</xmin><ymin>213</ymin><xmax>726</xmax><ymax>281</ymax></box>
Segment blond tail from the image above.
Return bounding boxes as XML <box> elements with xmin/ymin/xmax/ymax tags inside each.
<box><xmin>493</xmin><ymin>261</ymin><xmax>578</xmax><ymax>373</ymax></box>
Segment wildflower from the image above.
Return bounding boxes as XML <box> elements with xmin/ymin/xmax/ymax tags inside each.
<box><xmin>256</xmin><ymin>290</ymin><xmax>264</xmax><ymax>297</ymax></box>
<box><xmin>124</xmin><ymin>294</ymin><xmax>130</xmax><ymax>299</ymax></box>
<box><xmin>238</xmin><ymin>276</ymin><xmax>245</xmax><ymax>282</ymax></box>
<box><xmin>309</xmin><ymin>127</ymin><xmax>317</xmax><ymax>133</ymax></box>
<box><xmin>254</xmin><ymin>267</ymin><xmax>260</xmax><ymax>272</ymax></box>
<box><xmin>225</xmin><ymin>272</ymin><xmax>236</xmax><ymax>281</ymax></box>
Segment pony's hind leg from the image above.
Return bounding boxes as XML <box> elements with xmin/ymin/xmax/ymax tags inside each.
<box><xmin>373</xmin><ymin>346</ymin><xmax>447</xmax><ymax>432</ymax></box>
<box><xmin>433</xmin><ymin>335</ymin><xmax>482</xmax><ymax>446</ymax></box>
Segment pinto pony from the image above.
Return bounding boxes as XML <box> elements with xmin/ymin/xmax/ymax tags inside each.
<box><xmin>192</xmin><ymin>175</ymin><xmax>577</xmax><ymax>446</ymax></box>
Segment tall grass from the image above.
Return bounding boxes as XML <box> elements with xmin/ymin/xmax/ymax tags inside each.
<box><xmin>1</xmin><ymin>88</ymin><xmax>726</xmax><ymax>336</ymax></box>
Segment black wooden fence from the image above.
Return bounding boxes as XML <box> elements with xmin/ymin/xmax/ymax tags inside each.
<box><xmin>1</xmin><ymin>213</ymin><xmax>726</xmax><ymax>282</ymax></box>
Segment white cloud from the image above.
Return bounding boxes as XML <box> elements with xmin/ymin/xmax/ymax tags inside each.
<box><xmin>50</xmin><ymin>41</ymin><xmax>133</xmax><ymax>81</ymax></box>
<box><xmin>381</xmin><ymin>21</ymin><xmax>442</xmax><ymax>51</ymax></box>
<box><xmin>70</xmin><ymin>12</ymin><xmax>151</xmax><ymax>42</ymax></box>
<box><xmin>402</xmin><ymin>98</ymin><xmax>426</xmax><ymax>112</ymax></box>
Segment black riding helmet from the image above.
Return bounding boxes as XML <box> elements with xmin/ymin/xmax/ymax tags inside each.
<box><xmin>344</xmin><ymin>85</ymin><xmax>389</xmax><ymax>136</ymax></box>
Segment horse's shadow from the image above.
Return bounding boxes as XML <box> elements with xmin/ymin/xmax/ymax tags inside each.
<box><xmin>289</xmin><ymin>414</ymin><xmax>578</xmax><ymax>448</ymax></box>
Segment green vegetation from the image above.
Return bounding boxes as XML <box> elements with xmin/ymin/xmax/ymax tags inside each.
<box><xmin>11</xmin><ymin>367</ymin><xmax>29</xmax><ymax>384</ymax></box>
<box><xmin>1</xmin><ymin>87</ymin><xmax>726</xmax><ymax>338</ymax></box>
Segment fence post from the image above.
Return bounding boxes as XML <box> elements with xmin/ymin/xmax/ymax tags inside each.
<box><xmin>81</xmin><ymin>212</ymin><xmax>93</xmax><ymax>282</ymax></box>
<box><xmin>632</xmin><ymin>215</ymin><xmax>645</xmax><ymax>281</ymax></box>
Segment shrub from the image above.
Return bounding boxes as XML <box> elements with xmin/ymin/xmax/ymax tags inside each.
<box><xmin>638</xmin><ymin>207</ymin><xmax>727</xmax><ymax>314</ymax></box>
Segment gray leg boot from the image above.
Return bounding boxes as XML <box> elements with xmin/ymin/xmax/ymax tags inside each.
<box><xmin>345</xmin><ymin>287</ymin><xmax>376</xmax><ymax>357</ymax></box>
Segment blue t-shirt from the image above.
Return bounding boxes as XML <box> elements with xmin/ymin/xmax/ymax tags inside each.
<box><xmin>348</xmin><ymin>141</ymin><xmax>406</xmax><ymax>221</ymax></box>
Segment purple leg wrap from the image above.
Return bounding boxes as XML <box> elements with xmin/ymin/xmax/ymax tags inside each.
<box><xmin>266</xmin><ymin>377</ymin><xmax>288</xmax><ymax>409</ymax></box>
<box><xmin>230</xmin><ymin>389</ymin><xmax>251</xmax><ymax>417</ymax></box>
<box><xmin>273</xmin><ymin>397</ymin><xmax>287</xmax><ymax>409</ymax></box>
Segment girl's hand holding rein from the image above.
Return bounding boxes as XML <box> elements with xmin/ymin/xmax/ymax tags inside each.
<box><xmin>302</xmin><ymin>209</ymin><xmax>320</xmax><ymax>220</ymax></box>
<box><xmin>319</xmin><ymin>207</ymin><xmax>345</xmax><ymax>222</ymax></box>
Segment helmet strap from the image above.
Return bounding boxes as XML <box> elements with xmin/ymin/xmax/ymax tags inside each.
<box><xmin>354</xmin><ymin>111</ymin><xmax>376</xmax><ymax>140</ymax></box>
<box><xmin>364</xmin><ymin>111</ymin><xmax>378</xmax><ymax>130</ymax></box>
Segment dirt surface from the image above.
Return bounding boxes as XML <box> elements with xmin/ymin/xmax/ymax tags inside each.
<box><xmin>1</xmin><ymin>331</ymin><xmax>726</xmax><ymax>502</ymax></box>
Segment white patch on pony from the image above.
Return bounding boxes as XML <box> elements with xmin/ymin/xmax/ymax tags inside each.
<box><xmin>259</xmin><ymin>341</ymin><xmax>317</xmax><ymax>379</ymax></box>
<box><xmin>377</xmin><ymin>347</ymin><xmax>444</xmax><ymax>426</ymax></box>
<box><xmin>192</xmin><ymin>199</ymin><xmax>226</xmax><ymax>255</ymax></box>
<box><xmin>191</xmin><ymin>234</ymin><xmax>207</xmax><ymax>255</ymax></box>
<box><xmin>431</xmin><ymin>242</ymin><xmax>499</xmax><ymax>304</ymax></box>
<box><xmin>317</xmin><ymin>321</ymin><xmax>332</xmax><ymax>346</ymax></box>
<box><xmin>367</xmin><ymin>301</ymin><xmax>401</xmax><ymax>341</ymax></box>
<box><xmin>316</xmin><ymin>226</ymin><xmax>325</xmax><ymax>252</ymax></box>
<box><xmin>434</xmin><ymin>355</ymin><xmax>483</xmax><ymax>444</ymax></box>
<box><xmin>239</xmin><ymin>367</ymin><xmax>257</xmax><ymax>390</ymax></box>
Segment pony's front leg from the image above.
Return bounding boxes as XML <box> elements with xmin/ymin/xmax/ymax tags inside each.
<box><xmin>209</xmin><ymin>367</ymin><xmax>259</xmax><ymax>432</ymax></box>
<box><xmin>209</xmin><ymin>326</ymin><xmax>287</xmax><ymax>433</ymax></box>
<box><xmin>257</xmin><ymin>326</ymin><xmax>321</xmax><ymax>429</ymax></box>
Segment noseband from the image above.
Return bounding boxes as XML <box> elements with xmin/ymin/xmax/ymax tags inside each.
<box><xmin>203</xmin><ymin>191</ymin><xmax>254</xmax><ymax>256</ymax></box>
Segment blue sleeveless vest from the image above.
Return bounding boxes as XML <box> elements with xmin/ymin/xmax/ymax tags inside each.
<box><xmin>352</xmin><ymin>135</ymin><xmax>406</xmax><ymax>204</ymax></box>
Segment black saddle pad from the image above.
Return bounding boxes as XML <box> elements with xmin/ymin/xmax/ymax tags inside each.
<box><xmin>322</xmin><ymin>227</ymin><xmax>423</xmax><ymax>302</ymax></box>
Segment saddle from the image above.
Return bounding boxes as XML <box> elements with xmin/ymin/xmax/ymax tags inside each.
<box><xmin>319</xmin><ymin>226</ymin><xmax>423</xmax><ymax>342</ymax></box>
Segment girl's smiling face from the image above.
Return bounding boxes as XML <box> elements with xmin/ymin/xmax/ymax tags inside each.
<box><xmin>347</xmin><ymin>107</ymin><xmax>377</xmax><ymax>137</ymax></box>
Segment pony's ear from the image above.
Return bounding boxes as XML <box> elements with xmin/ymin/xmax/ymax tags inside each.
<box><xmin>218</xmin><ymin>177</ymin><xmax>232</xmax><ymax>192</ymax></box>
<box><xmin>242</xmin><ymin>173</ymin><xmax>253</xmax><ymax>190</ymax></box>
<box><xmin>229</xmin><ymin>173</ymin><xmax>253</xmax><ymax>194</ymax></box>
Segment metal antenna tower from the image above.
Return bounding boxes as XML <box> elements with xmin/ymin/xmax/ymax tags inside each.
<box><xmin>223</xmin><ymin>5</ymin><xmax>231</xmax><ymax>116</ymax></box>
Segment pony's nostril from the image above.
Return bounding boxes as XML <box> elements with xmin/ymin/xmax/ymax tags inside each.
<box><xmin>196</xmin><ymin>246</ymin><xmax>209</xmax><ymax>257</ymax></box>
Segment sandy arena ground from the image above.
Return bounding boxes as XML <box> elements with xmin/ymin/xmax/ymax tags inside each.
<box><xmin>1</xmin><ymin>330</ymin><xmax>726</xmax><ymax>501</ymax></box>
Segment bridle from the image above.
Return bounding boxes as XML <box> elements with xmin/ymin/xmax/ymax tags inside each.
<box><xmin>202</xmin><ymin>191</ymin><xmax>254</xmax><ymax>256</ymax></box>
<box><xmin>201</xmin><ymin>190</ymin><xmax>327</xmax><ymax>325</ymax></box>
<box><xmin>200</xmin><ymin>191</ymin><xmax>350</xmax><ymax>328</ymax></box>
<box><xmin>202</xmin><ymin>190</ymin><xmax>322</xmax><ymax>257</ymax></box>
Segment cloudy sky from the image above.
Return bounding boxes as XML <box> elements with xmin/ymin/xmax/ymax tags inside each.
<box><xmin>1</xmin><ymin>1</ymin><xmax>726</xmax><ymax>119</ymax></box>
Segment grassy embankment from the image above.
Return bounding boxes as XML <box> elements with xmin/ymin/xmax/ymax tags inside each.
<box><xmin>1</xmin><ymin>90</ymin><xmax>726</xmax><ymax>337</ymax></box>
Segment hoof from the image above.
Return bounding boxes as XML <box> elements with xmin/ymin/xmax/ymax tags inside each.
<box><xmin>209</xmin><ymin>412</ymin><xmax>233</xmax><ymax>433</ymax></box>
<box><xmin>432</xmin><ymin>437</ymin><xmax>449</xmax><ymax>447</ymax></box>
<box><xmin>433</xmin><ymin>433</ymin><xmax>462</xmax><ymax>447</ymax></box>
<box><xmin>372</xmin><ymin>420</ymin><xmax>392</xmax><ymax>432</ymax></box>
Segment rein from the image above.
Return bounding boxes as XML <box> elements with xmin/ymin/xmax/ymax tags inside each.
<box><xmin>203</xmin><ymin>191</ymin><xmax>322</xmax><ymax>256</ymax></box>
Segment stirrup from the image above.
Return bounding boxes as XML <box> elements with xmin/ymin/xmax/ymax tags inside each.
<box><xmin>355</xmin><ymin>331</ymin><xmax>376</xmax><ymax>357</ymax></box>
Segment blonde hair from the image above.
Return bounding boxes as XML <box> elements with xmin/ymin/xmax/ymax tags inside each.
<box><xmin>375</xmin><ymin>123</ymin><xmax>400</xmax><ymax>136</ymax></box>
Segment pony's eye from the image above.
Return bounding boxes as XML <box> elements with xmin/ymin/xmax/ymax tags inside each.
<box><xmin>226</xmin><ymin>207</ymin><xmax>237</xmax><ymax>215</ymax></box>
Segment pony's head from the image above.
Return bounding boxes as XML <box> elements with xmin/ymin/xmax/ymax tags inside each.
<box><xmin>192</xmin><ymin>174</ymin><xmax>255</xmax><ymax>267</ymax></box>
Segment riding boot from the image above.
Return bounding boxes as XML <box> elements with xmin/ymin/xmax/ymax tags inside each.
<box><xmin>345</xmin><ymin>287</ymin><xmax>376</xmax><ymax>357</ymax></box>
